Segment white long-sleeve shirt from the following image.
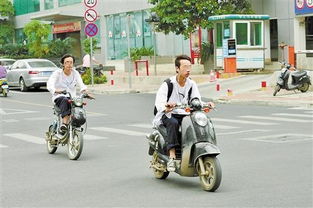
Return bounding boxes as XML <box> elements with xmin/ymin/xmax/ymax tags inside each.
<box><xmin>47</xmin><ymin>68</ymin><xmax>87</xmax><ymax>102</ymax></box>
<box><xmin>152</xmin><ymin>76</ymin><xmax>201</xmax><ymax>127</ymax></box>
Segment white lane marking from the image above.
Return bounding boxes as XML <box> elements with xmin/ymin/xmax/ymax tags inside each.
<box><xmin>212</xmin><ymin>118</ymin><xmax>276</xmax><ymax>125</ymax></box>
<box><xmin>214</xmin><ymin>124</ymin><xmax>238</xmax><ymax>130</ymax></box>
<box><xmin>25</xmin><ymin>117</ymin><xmax>50</xmax><ymax>121</ymax></box>
<box><xmin>84</xmin><ymin>134</ymin><xmax>108</xmax><ymax>140</ymax></box>
<box><xmin>216</xmin><ymin>129</ymin><xmax>269</xmax><ymax>136</ymax></box>
<box><xmin>0</xmin><ymin>108</ymin><xmax>37</xmax><ymax>115</ymax></box>
<box><xmin>129</xmin><ymin>123</ymin><xmax>238</xmax><ymax>130</ymax></box>
<box><xmin>241</xmin><ymin>134</ymin><xmax>313</xmax><ymax>143</ymax></box>
<box><xmin>288</xmin><ymin>107</ymin><xmax>313</xmax><ymax>110</ymax></box>
<box><xmin>90</xmin><ymin>127</ymin><xmax>147</xmax><ymax>136</ymax></box>
<box><xmin>2</xmin><ymin>119</ymin><xmax>19</xmax><ymax>123</ymax></box>
<box><xmin>128</xmin><ymin>123</ymin><xmax>152</xmax><ymax>129</ymax></box>
<box><xmin>0</xmin><ymin>144</ymin><xmax>8</xmax><ymax>148</ymax></box>
<box><xmin>272</xmin><ymin>113</ymin><xmax>313</xmax><ymax>118</ymax></box>
<box><xmin>4</xmin><ymin>133</ymin><xmax>45</xmax><ymax>144</ymax></box>
<box><xmin>240</xmin><ymin>115</ymin><xmax>311</xmax><ymax>123</ymax></box>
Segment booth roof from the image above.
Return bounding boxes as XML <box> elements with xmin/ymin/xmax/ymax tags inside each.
<box><xmin>208</xmin><ymin>14</ymin><xmax>270</xmax><ymax>21</ymax></box>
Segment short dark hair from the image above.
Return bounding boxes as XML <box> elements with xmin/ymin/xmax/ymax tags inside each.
<box><xmin>175</xmin><ymin>55</ymin><xmax>192</xmax><ymax>68</ymax></box>
<box><xmin>60</xmin><ymin>54</ymin><xmax>75</xmax><ymax>64</ymax></box>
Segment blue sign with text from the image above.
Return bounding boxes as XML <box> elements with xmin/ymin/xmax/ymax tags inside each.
<box><xmin>295</xmin><ymin>0</ymin><xmax>313</xmax><ymax>15</ymax></box>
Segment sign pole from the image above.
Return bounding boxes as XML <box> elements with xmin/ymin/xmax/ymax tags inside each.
<box><xmin>126</xmin><ymin>14</ymin><xmax>132</xmax><ymax>89</ymax></box>
<box><xmin>90</xmin><ymin>37</ymin><xmax>94</xmax><ymax>86</ymax></box>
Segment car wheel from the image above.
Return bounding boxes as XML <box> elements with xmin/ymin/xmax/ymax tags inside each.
<box><xmin>19</xmin><ymin>78</ymin><xmax>28</xmax><ymax>92</ymax></box>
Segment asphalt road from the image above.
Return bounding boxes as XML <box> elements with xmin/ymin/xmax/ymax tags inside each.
<box><xmin>1</xmin><ymin>89</ymin><xmax>312</xmax><ymax>207</ymax></box>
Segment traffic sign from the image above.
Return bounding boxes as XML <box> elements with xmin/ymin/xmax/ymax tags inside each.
<box><xmin>84</xmin><ymin>9</ymin><xmax>98</xmax><ymax>22</ymax></box>
<box><xmin>84</xmin><ymin>0</ymin><xmax>97</xmax><ymax>8</ymax></box>
<box><xmin>85</xmin><ymin>23</ymin><xmax>98</xmax><ymax>37</ymax></box>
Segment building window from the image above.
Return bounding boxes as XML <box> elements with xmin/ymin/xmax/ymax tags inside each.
<box><xmin>216</xmin><ymin>23</ymin><xmax>223</xmax><ymax>47</ymax></box>
<box><xmin>14</xmin><ymin>0</ymin><xmax>40</xmax><ymax>16</ymax></box>
<box><xmin>250</xmin><ymin>22</ymin><xmax>262</xmax><ymax>46</ymax></box>
<box><xmin>15</xmin><ymin>28</ymin><xmax>26</xmax><ymax>44</ymax></box>
<box><xmin>45</xmin><ymin>0</ymin><xmax>54</xmax><ymax>10</ymax></box>
<box><xmin>235</xmin><ymin>23</ymin><xmax>248</xmax><ymax>45</ymax></box>
<box><xmin>58</xmin><ymin>0</ymin><xmax>81</xmax><ymax>7</ymax></box>
<box><xmin>305</xmin><ymin>17</ymin><xmax>313</xmax><ymax>57</ymax></box>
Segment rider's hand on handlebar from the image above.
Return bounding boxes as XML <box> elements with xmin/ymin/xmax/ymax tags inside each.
<box><xmin>55</xmin><ymin>89</ymin><xmax>67</xmax><ymax>94</ymax></box>
<box><xmin>165</xmin><ymin>103</ymin><xmax>176</xmax><ymax>113</ymax></box>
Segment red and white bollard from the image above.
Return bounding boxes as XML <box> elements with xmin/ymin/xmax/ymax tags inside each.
<box><xmin>261</xmin><ymin>81</ymin><xmax>266</xmax><ymax>90</ymax></box>
<box><xmin>216</xmin><ymin>82</ymin><xmax>220</xmax><ymax>91</ymax></box>
<box><xmin>110</xmin><ymin>70</ymin><xmax>114</xmax><ymax>85</ymax></box>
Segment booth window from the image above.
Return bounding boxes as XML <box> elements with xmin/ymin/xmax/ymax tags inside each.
<box><xmin>305</xmin><ymin>17</ymin><xmax>313</xmax><ymax>57</ymax></box>
<box><xmin>216</xmin><ymin>23</ymin><xmax>223</xmax><ymax>47</ymax></box>
<box><xmin>236</xmin><ymin>23</ymin><xmax>248</xmax><ymax>45</ymax></box>
<box><xmin>250</xmin><ymin>22</ymin><xmax>262</xmax><ymax>46</ymax></box>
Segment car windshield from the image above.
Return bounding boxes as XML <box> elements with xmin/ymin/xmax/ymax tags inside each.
<box><xmin>28</xmin><ymin>61</ymin><xmax>56</xmax><ymax>68</ymax></box>
<box><xmin>2</xmin><ymin>60</ymin><xmax>15</xmax><ymax>66</ymax></box>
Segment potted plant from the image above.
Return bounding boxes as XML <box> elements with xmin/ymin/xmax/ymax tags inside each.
<box><xmin>200</xmin><ymin>42</ymin><xmax>214</xmax><ymax>74</ymax></box>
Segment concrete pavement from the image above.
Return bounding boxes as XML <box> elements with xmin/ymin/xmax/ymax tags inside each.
<box><xmin>87</xmin><ymin>64</ymin><xmax>313</xmax><ymax>108</ymax></box>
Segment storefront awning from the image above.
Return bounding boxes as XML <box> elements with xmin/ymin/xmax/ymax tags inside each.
<box><xmin>208</xmin><ymin>14</ymin><xmax>270</xmax><ymax>21</ymax></box>
<box><xmin>31</xmin><ymin>11</ymin><xmax>83</xmax><ymax>22</ymax></box>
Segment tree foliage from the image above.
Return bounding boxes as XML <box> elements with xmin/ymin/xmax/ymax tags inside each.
<box><xmin>0</xmin><ymin>0</ymin><xmax>15</xmax><ymax>44</ymax></box>
<box><xmin>0</xmin><ymin>0</ymin><xmax>14</xmax><ymax>17</ymax></box>
<box><xmin>83</xmin><ymin>38</ymin><xmax>99</xmax><ymax>54</ymax></box>
<box><xmin>148</xmin><ymin>0</ymin><xmax>254</xmax><ymax>38</ymax></box>
<box><xmin>46</xmin><ymin>37</ymin><xmax>76</xmax><ymax>57</ymax></box>
<box><xmin>23</xmin><ymin>20</ymin><xmax>50</xmax><ymax>57</ymax></box>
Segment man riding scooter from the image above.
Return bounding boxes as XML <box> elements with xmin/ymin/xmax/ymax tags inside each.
<box><xmin>153</xmin><ymin>55</ymin><xmax>214</xmax><ymax>172</ymax></box>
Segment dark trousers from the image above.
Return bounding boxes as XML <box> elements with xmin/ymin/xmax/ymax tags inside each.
<box><xmin>54</xmin><ymin>97</ymin><xmax>71</xmax><ymax>118</ymax></box>
<box><xmin>161</xmin><ymin>114</ymin><xmax>186</xmax><ymax>152</ymax></box>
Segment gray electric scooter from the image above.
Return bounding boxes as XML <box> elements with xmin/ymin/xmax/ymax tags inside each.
<box><xmin>146</xmin><ymin>98</ymin><xmax>222</xmax><ymax>192</ymax></box>
<box><xmin>273</xmin><ymin>63</ymin><xmax>311</xmax><ymax>96</ymax></box>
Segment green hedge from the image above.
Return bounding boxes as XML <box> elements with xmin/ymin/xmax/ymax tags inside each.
<box><xmin>81</xmin><ymin>68</ymin><xmax>107</xmax><ymax>85</ymax></box>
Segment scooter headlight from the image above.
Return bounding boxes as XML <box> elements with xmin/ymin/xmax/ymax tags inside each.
<box><xmin>74</xmin><ymin>97</ymin><xmax>83</xmax><ymax>106</ymax></box>
<box><xmin>194</xmin><ymin>112</ymin><xmax>208</xmax><ymax>127</ymax></box>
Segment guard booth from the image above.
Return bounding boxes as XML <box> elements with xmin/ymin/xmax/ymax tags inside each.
<box><xmin>208</xmin><ymin>14</ymin><xmax>270</xmax><ymax>71</ymax></box>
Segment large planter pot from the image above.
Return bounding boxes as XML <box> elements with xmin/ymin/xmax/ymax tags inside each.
<box><xmin>203</xmin><ymin>55</ymin><xmax>214</xmax><ymax>74</ymax></box>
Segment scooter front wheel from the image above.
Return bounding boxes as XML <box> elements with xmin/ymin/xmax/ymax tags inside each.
<box><xmin>299</xmin><ymin>82</ymin><xmax>309</xmax><ymax>93</ymax></box>
<box><xmin>67</xmin><ymin>130</ymin><xmax>83</xmax><ymax>160</ymax></box>
<box><xmin>151</xmin><ymin>152</ymin><xmax>169</xmax><ymax>179</ymax></box>
<box><xmin>273</xmin><ymin>84</ymin><xmax>281</xmax><ymax>96</ymax></box>
<box><xmin>197</xmin><ymin>157</ymin><xmax>222</xmax><ymax>192</ymax></box>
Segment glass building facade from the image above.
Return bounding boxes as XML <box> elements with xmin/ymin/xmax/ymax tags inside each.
<box><xmin>106</xmin><ymin>10</ymin><xmax>153</xmax><ymax>60</ymax></box>
<box><xmin>13</xmin><ymin>0</ymin><xmax>40</xmax><ymax>16</ymax></box>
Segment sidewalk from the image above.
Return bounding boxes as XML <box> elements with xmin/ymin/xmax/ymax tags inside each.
<box><xmin>87</xmin><ymin>63</ymin><xmax>313</xmax><ymax>108</ymax></box>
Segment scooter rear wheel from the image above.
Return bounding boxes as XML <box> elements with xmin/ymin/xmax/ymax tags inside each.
<box><xmin>46</xmin><ymin>125</ymin><xmax>57</xmax><ymax>154</ymax></box>
<box><xmin>273</xmin><ymin>84</ymin><xmax>281</xmax><ymax>96</ymax></box>
<box><xmin>197</xmin><ymin>157</ymin><xmax>222</xmax><ymax>192</ymax></box>
<box><xmin>299</xmin><ymin>82</ymin><xmax>309</xmax><ymax>93</ymax></box>
<box><xmin>151</xmin><ymin>152</ymin><xmax>169</xmax><ymax>179</ymax></box>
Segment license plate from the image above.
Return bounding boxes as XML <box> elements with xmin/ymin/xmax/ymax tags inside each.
<box><xmin>2</xmin><ymin>85</ymin><xmax>8</xmax><ymax>89</ymax></box>
<box><xmin>42</xmin><ymin>71</ymin><xmax>52</xmax><ymax>76</ymax></box>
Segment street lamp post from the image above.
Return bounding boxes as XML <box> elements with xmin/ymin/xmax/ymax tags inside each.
<box><xmin>145</xmin><ymin>12</ymin><xmax>160</xmax><ymax>76</ymax></box>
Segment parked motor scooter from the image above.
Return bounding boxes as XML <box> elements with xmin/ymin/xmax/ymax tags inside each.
<box><xmin>0</xmin><ymin>78</ymin><xmax>9</xmax><ymax>97</ymax></box>
<box><xmin>273</xmin><ymin>62</ymin><xmax>311</xmax><ymax>96</ymax></box>
<box><xmin>146</xmin><ymin>98</ymin><xmax>222</xmax><ymax>192</ymax></box>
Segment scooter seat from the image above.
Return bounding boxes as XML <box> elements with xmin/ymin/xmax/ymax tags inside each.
<box><xmin>292</xmin><ymin>71</ymin><xmax>307</xmax><ymax>78</ymax></box>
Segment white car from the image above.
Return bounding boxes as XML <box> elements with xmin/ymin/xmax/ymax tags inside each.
<box><xmin>6</xmin><ymin>59</ymin><xmax>60</xmax><ymax>91</ymax></box>
<box><xmin>0</xmin><ymin>58</ymin><xmax>16</xmax><ymax>71</ymax></box>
